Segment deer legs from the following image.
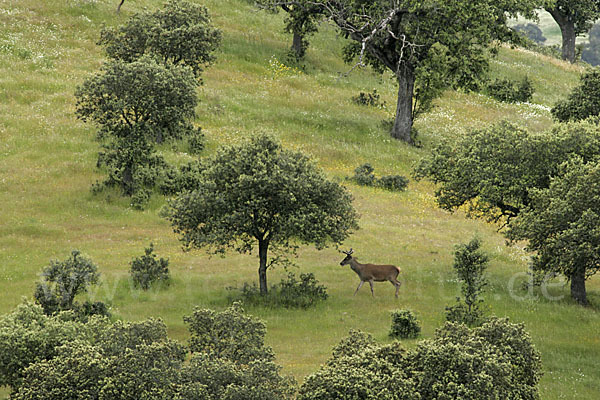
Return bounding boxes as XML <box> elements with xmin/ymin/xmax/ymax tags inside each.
<box><xmin>390</xmin><ymin>279</ymin><xmax>402</xmax><ymax>298</ymax></box>
<box><xmin>354</xmin><ymin>280</ymin><xmax>364</xmax><ymax>295</ymax></box>
<box><xmin>354</xmin><ymin>280</ymin><xmax>375</xmax><ymax>296</ymax></box>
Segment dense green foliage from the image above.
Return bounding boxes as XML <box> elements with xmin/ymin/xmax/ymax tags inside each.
<box><xmin>130</xmin><ymin>243</ymin><xmax>171</xmax><ymax>290</ymax></box>
<box><xmin>389</xmin><ymin>309</ymin><xmax>421</xmax><ymax>339</ymax></box>
<box><xmin>33</xmin><ymin>250</ymin><xmax>104</xmax><ymax>317</ymax></box>
<box><xmin>445</xmin><ymin>238</ymin><xmax>489</xmax><ymax>326</ymax></box>
<box><xmin>486</xmin><ymin>76</ymin><xmax>534</xmax><ymax>103</ymax></box>
<box><xmin>183</xmin><ymin>303</ymin><xmax>295</xmax><ymax>399</ymax></box>
<box><xmin>552</xmin><ymin>69</ymin><xmax>600</xmax><ymax>122</ymax></box>
<box><xmin>99</xmin><ymin>0</ymin><xmax>222</xmax><ymax>79</ymax></box>
<box><xmin>299</xmin><ymin>318</ymin><xmax>541</xmax><ymax>399</ymax></box>
<box><xmin>2</xmin><ymin>302</ymin><xmax>293</xmax><ymax>400</ymax></box>
<box><xmin>75</xmin><ymin>56</ymin><xmax>198</xmax><ymax>144</ymax></box>
<box><xmin>414</xmin><ymin>120</ymin><xmax>600</xmax><ymax>223</ymax></box>
<box><xmin>75</xmin><ymin>0</ymin><xmax>222</xmax><ymax>207</ymax></box>
<box><xmin>164</xmin><ymin>134</ymin><xmax>359</xmax><ymax>294</ymax></box>
<box><xmin>507</xmin><ymin>158</ymin><xmax>600</xmax><ymax>305</ymax></box>
<box><xmin>231</xmin><ymin>272</ymin><xmax>328</xmax><ymax>308</ymax></box>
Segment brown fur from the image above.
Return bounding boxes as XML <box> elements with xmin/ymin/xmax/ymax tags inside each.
<box><xmin>340</xmin><ymin>253</ymin><xmax>402</xmax><ymax>298</ymax></box>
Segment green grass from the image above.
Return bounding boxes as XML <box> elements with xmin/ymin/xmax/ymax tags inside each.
<box><xmin>1</xmin><ymin>0</ymin><xmax>599</xmax><ymax>398</ymax></box>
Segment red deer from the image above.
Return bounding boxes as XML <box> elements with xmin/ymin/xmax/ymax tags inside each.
<box><xmin>340</xmin><ymin>249</ymin><xmax>401</xmax><ymax>298</ymax></box>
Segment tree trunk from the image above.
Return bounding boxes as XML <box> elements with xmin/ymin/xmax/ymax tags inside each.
<box><xmin>570</xmin><ymin>267</ymin><xmax>588</xmax><ymax>305</ymax></box>
<box><xmin>547</xmin><ymin>7</ymin><xmax>577</xmax><ymax>63</ymax></box>
<box><xmin>291</xmin><ymin>31</ymin><xmax>305</xmax><ymax>60</ymax></box>
<box><xmin>391</xmin><ymin>65</ymin><xmax>415</xmax><ymax>144</ymax></box>
<box><xmin>258</xmin><ymin>239</ymin><xmax>269</xmax><ymax>295</ymax></box>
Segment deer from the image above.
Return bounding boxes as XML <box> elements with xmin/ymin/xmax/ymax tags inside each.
<box><xmin>340</xmin><ymin>249</ymin><xmax>402</xmax><ymax>298</ymax></box>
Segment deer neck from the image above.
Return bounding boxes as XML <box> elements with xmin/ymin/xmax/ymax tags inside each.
<box><xmin>349</xmin><ymin>258</ymin><xmax>363</xmax><ymax>274</ymax></box>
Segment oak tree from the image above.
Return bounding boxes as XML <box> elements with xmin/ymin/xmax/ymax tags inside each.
<box><xmin>271</xmin><ymin>0</ymin><xmax>538</xmax><ymax>143</ymax></box>
<box><xmin>507</xmin><ymin>158</ymin><xmax>600</xmax><ymax>305</ymax></box>
<box><xmin>164</xmin><ymin>134</ymin><xmax>359</xmax><ymax>294</ymax></box>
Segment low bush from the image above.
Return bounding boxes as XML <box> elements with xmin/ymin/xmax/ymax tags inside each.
<box><xmin>377</xmin><ymin>174</ymin><xmax>409</xmax><ymax>191</ymax></box>
<box><xmin>486</xmin><ymin>76</ymin><xmax>534</xmax><ymax>103</ymax></box>
<box><xmin>552</xmin><ymin>68</ymin><xmax>600</xmax><ymax>122</ymax></box>
<box><xmin>389</xmin><ymin>309</ymin><xmax>421</xmax><ymax>339</ymax></box>
<box><xmin>352</xmin><ymin>89</ymin><xmax>386</xmax><ymax>108</ymax></box>
<box><xmin>130</xmin><ymin>243</ymin><xmax>170</xmax><ymax>290</ymax></box>
<box><xmin>4</xmin><ymin>301</ymin><xmax>295</xmax><ymax>399</ymax></box>
<box><xmin>299</xmin><ymin>318</ymin><xmax>542</xmax><ymax>400</ymax></box>
<box><xmin>230</xmin><ymin>272</ymin><xmax>328</xmax><ymax>309</ymax></box>
<box><xmin>350</xmin><ymin>163</ymin><xmax>409</xmax><ymax>192</ymax></box>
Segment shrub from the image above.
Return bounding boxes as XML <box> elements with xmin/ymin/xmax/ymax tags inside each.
<box><xmin>299</xmin><ymin>319</ymin><xmax>542</xmax><ymax>400</ymax></box>
<box><xmin>445</xmin><ymin>238</ymin><xmax>489</xmax><ymax>327</ymax></box>
<box><xmin>352</xmin><ymin>89</ymin><xmax>386</xmax><ymax>108</ymax></box>
<box><xmin>486</xmin><ymin>76</ymin><xmax>534</xmax><ymax>103</ymax></box>
<box><xmin>130</xmin><ymin>243</ymin><xmax>170</xmax><ymax>290</ymax></box>
<box><xmin>351</xmin><ymin>163</ymin><xmax>376</xmax><ymax>186</ymax></box>
<box><xmin>552</xmin><ymin>68</ymin><xmax>600</xmax><ymax>122</ymax></box>
<box><xmin>389</xmin><ymin>309</ymin><xmax>421</xmax><ymax>339</ymax></box>
<box><xmin>230</xmin><ymin>272</ymin><xmax>328</xmax><ymax>309</ymax></box>
<box><xmin>158</xmin><ymin>160</ymin><xmax>204</xmax><ymax>195</ymax></box>
<box><xmin>298</xmin><ymin>330</ymin><xmax>417</xmax><ymax>400</ymax></box>
<box><xmin>350</xmin><ymin>163</ymin><xmax>409</xmax><ymax>192</ymax></box>
<box><xmin>377</xmin><ymin>174</ymin><xmax>409</xmax><ymax>191</ymax></box>
<box><xmin>33</xmin><ymin>250</ymin><xmax>104</xmax><ymax>316</ymax></box>
<box><xmin>6</xmin><ymin>301</ymin><xmax>295</xmax><ymax>400</ymax></box>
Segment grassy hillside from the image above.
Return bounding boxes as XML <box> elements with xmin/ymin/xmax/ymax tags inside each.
<box><xmin>1</xmin><ymin>0</ymin><xmax>599</xmax><ymax>398</ymax></box>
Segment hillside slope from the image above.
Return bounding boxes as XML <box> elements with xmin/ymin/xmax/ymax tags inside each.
<box><xmin>1</xmin><ymin>0</ymin><xmax>599</xmax><ymax>398</ymax></box>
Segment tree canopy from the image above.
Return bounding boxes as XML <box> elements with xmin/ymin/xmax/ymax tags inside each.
<box><xmin>2</xmin><ymin>301</ymin><xmax>294</xmax><ymax>399</ymax></box>
<box><xmin>100</xmin><ymin>0</ymin><xmax>222</xmax><ymax>79</ymax></box>
<box><xmin>164</xmin><ymin>134</ymin><xmax>359</xmax><ymax>294</ymax></box>
<box><xmin>75</xmin><ymin>56</ymin><xmax>198</xmax><ymax>143</ymax></box>
<box><xmin>414</xmin><ymin>120</ymin><xmax>600</xmax><ymax>223</ymax></box>
<box><xmin>298</xmin><ymin>319</ymin><xmax>541</xmax><ymax>400</ymax></box>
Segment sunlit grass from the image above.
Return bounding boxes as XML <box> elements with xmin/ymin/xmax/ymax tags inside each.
<box><xmin>1</xmin><ymin>0</ymin><xmax>599</xmax><ymax>398</ymax></box>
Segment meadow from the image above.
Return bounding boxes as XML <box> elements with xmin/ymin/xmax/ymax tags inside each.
<box><xmin>0</xmin><ymin>0</ymin><xmax>599</xmax><ymax>398</ymax></box>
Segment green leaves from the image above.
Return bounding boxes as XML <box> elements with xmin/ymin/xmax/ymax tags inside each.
<box><xmin>299</xmin><ymin>318</ymin><xmax>541</xmax><ymax>400</ymax></box>
<box><xmin>508</xmin><ymin>158</ymin><xmax>600</xmax><ymax>304</ymax></box>
<box><xmin>75</xmin><ymin>57</ymin><xmax>198</xmax><ymax>142</ymax></box>
<box><xmin>99</xmin><ymin>0</ymin><xmax>222</xmax><ymax>79</ymax></box>
<box><xmin>552</xmin><ymin>69</ymin><xmax>600</xmax><ymax>122</ymax></box>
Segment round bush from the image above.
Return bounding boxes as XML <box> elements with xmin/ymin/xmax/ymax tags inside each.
<box><xmin>389</xmin><ymin>309</ymin><xmax>421</xmax><ymax>339</ymax></box>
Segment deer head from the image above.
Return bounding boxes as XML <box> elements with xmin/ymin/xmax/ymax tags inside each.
<box><xmin>340</xmin><ymin>248</ymin><xmax>354</xmax><ymax>266</ymax></box>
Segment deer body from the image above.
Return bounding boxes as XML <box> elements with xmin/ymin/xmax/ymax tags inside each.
<box><xmin>340</xmin><ymin>249</ymin><xmax>402</xmax><ymax>298</ymax></box>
